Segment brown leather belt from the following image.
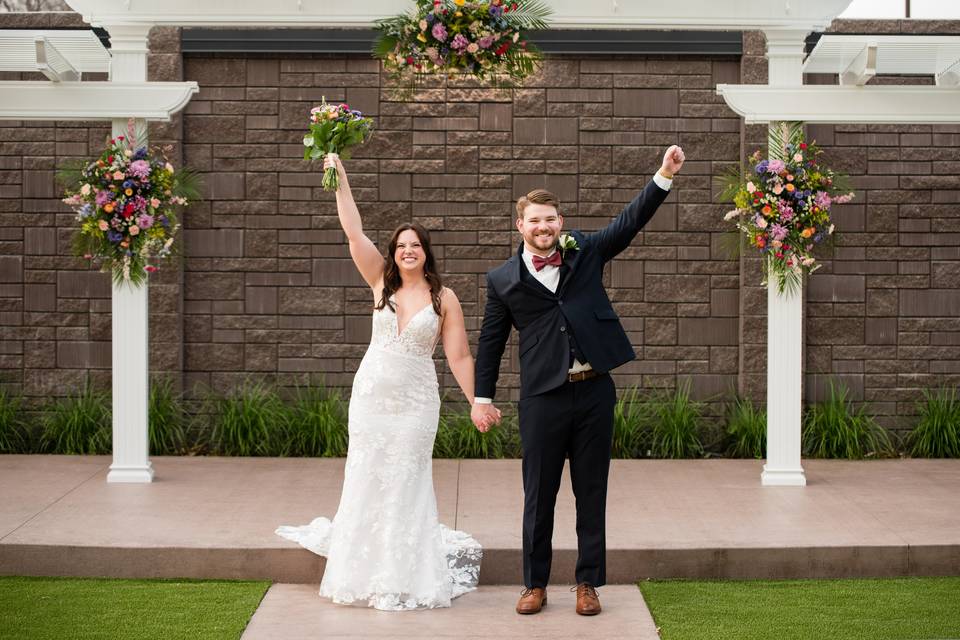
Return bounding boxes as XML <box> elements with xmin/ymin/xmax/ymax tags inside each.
<box><xmin>567</xmin><ymin>369</ymin><xmax>599</xmax><ymax>383</ymax></box>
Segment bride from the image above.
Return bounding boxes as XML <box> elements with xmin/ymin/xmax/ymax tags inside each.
<box><xmin>276</xmin><ymin>153</ymin><xmax>494</xmax><ymax>611</ymax></box>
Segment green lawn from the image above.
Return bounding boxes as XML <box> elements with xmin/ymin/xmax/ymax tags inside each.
<box><xmin>639</xmin><ymin>577</ymin><xmax>960</xmax><ymax>640</ymax></box>
<box><xmin>0</xmin><ymin>576</ymin><xmax>270</xmax><ymax>640</ymax></box>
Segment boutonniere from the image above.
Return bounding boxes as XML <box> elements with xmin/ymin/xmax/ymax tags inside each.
<box><xmin>558</xmin><ymin>233</ymin><xmax>579</xmax><ymax>257</ymax></box>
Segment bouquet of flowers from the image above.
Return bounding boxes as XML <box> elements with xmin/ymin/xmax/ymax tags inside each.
<box><xmin>721</xmin><ymin>137</ymin><xmax>854</xmax><ymax>294</ymax></box>
<box><xmin>303</xmin><ymin>98</ymin><xmax>374</xmax><ymax>191</ymax></box>
<box><xmin>373</xmin><ymin>0</ymin><xmax>551</xmax><ymax>89</ymax></box>
<box><xmin>60</xmin><ymin>123</ymin><xmax>198</xmax><ymax>287</ymax></box>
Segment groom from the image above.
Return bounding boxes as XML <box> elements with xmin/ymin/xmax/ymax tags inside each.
<box><xmin>471</xmin><ymin>145</ymin><xmax>684</xmax><ymax>615</ymax></box>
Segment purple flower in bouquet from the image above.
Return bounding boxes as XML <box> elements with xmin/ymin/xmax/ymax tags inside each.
<box><xmin>127</xmin><ymin>159</ymin><xmax>151</xmax><ymax>180</ymax></box>
<box><xmin>489</xmin><ymin>4</ymin><xmax>503</xmax><ymax>17</ymax></box>
<box><xmin>814</xmin><ymin>191</ymin><xmax>831</xmax><ymax>208</ymax></box>
<box><xmin>478</xmin><ymin>34</ymin><xmax>495</xmax><ymax>49</ymax></box>
<box><xmin>432</xmin><ymin>22</ymin><xmax>448</xmax><ymax>42</ymax></box>
<box><xmin>107</xmin><ymin>230</ymin><xmax>123</xmax><ymax>244</ymax></box>
<box><xmin>451</xmin><ymin>33</ymin><xmax>470</xmax><ymax>53</ymax></box>
<box><xmin>137</xmin><ymin>214</ymin><xmax>154</xmax><ymax>229</ymax></box>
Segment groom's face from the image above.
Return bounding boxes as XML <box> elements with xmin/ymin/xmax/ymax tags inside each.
<box><xmin>517</xmin><ymin>204</ymin><xmax>563</xmax><ymax>254</ymax></box>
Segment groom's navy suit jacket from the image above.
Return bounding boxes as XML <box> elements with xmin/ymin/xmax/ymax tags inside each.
<box><xmin>475</xmin><ymin>179</ymin><xmax>670</xmax><ymax>400</ymax></box>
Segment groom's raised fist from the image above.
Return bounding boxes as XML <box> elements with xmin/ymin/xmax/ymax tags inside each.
<box><xmin>660</xmin><ymin>145</ymin><xmax>685</xmax><ymax>177</ymax></box>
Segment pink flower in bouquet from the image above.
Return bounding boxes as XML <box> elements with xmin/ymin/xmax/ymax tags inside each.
<box><xmin>150</xmin><ymin>197</ymin><xmax>161</xmax><ymax>208</ymax></box>
<box><xmin>467</xmin><ymin>42</ymin><xmax>479</xmax><ymax>54</ymax></box>
<box><xmin>833</xmin><ymin>193</ymin><xmax>854</xmax><ymax>204</ymax></box>
<box><xmin>478</xmin><ymin>35</ymin><xmax>494</xmax><ymax>48</ymax></box>
<box><xmin>432</xmin><ymin>22</ymin><xmax>448</xmax><ymax>41</ymax></box>
<box><xmin>95</xmin><ymin>190</ymin><xmax>113</xmax><ymax>207</ymax></box>
<box><xmin>80</xmin><ymin>183</ymin><xmax>91</xmax><ymax>196</ymax></box>
<box><xmin>767</xmin><ymin>159</ymin><xmax>785</xmax><ymax>174</ymax></box>
<box><xmin>98</xmin><ymin>220</ymin><xmax>109</xmax><ymax>231</ymax></box>
<box><xmin>754</xmin><ymin>216</ymin><xmax>768</xmax><ymax>230</ymax></box>
<box><xmin>129</xmin><ymin>225</ymin><xmax>140</xmax><ymax>236</ymax></box>
<box><xmin>112</xmin><ymin>171</ymin><xmax>124</xmax><ymax>180</ymax></box>
<box><xmin>770</xmin><ymin>223</ymin><xmax>788</xmax><ymax>242</ymax></box>
<box><xmin>137</xmin><ymin>214</ymin><xmax>154</xmax><ymax>229</ymax></box>
<box><xmin>814</xmin><ymin>191</ymin><xmax>831</xmax><ymax>208</ymax></box>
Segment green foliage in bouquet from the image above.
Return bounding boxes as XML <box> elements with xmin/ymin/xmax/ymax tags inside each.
<box><xmin>374</xmin><ymin>0</ymin><xmax>551</xmax><ymax>90</ymax></box>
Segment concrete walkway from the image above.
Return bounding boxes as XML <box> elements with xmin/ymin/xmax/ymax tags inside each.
<box><xmin>241</xmin><ymin>585</ymin><xmax>660</xmax><ymax>639</ymax></box>
<box><xmin>1</xmin><ymin>456</ymin><xmax>959</xmax><ymax>583</ymax></box>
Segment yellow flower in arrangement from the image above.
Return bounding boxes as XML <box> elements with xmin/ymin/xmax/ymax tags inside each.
<box><xmin>417</xmin><ymin>32</ymin><xmax>427</xmax><ymax>43</ymax></box>
<box><xmin>455</xmin><ymin>0</ymin><xmax>465</xmax><ymax>5</ymax></box>
<box><xmin>125</xmin><ymin>188</ymin><xmax>133</xmax><ymax>196</ymax></box>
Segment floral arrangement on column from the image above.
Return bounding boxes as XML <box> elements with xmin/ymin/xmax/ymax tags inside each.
<box><xmin>373</xmin><ymin>0</ymin><xmax>551</xmax><ymax>88</ymax></box>
<box><xmin>60</xmin><ymin>122</ymin><xmax>199</xmax><ymax>286</ymax></box>
<box><xmin>720</xmin><ymin>129</ymin><xmax>854</xmax><ymax>294</ymax></box>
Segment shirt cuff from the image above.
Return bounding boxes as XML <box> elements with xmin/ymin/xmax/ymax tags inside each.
<box><xmin>474</xmin><ymin>397</ymin><xmax>493</xmax><ymax>404</ymax></box>
<box><xmin>653</xmin><ymin>171</ymin><xmax>673</xmax><ymax>191</ymax></box>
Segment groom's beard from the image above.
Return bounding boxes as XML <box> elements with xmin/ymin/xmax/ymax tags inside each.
<box><xmin>528</xmin><ymin>231</ymin><xmax>558</xmax><ymax>252</ymax></box>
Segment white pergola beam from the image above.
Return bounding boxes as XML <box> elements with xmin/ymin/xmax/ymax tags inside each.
<box><xmin>64</xmin><ymin>0</ymin><xmax>852</xmax><ymax>30</ymax></box>
<box><xmin>716</xmin><ymin>84</ymin><xmax>960</xmax><ymax>124</ymax></box>
<box><xmin>936</xmin><ymin>57</ymin><xmax>960</xmax><ymax>87</ymax></box>
<box><xmin>839</xmin><ymin>42</ymin><xmax>877</xmax><ymax>86</ymax></box>
<box><xmin>0</xmin><ymin>80</ymin><xmax>198</xmax><ymax>121</ymax></box>
<box><xmin>35</xmin><ymin>37</ymin><xmax>80</xmax><ymax>82</ymax></box>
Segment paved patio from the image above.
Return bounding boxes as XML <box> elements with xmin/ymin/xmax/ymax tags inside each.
<box><xmin>1</xmin><ymin>455</ymin><xmax>958</xmax><ymax>583</ymax></box>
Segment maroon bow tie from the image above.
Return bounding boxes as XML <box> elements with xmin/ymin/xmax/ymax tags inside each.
<box><xmin>531</xmin><ymin>251</ymin><xmax>562</xmax><ymax>271</ymax></box>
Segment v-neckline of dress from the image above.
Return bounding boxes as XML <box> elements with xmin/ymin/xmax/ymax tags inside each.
<box><xmin>389</xmin><ymin>294</ymin><xmax>434</xmax><ymax>338</ymax></box>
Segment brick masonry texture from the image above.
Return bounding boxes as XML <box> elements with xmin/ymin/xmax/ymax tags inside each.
<box><xmin>0</xmin><ymin>17</ymin><xmax>958</xmax><ymax>438</ymax></box>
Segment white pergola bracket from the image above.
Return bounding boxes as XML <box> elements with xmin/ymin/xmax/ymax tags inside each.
<box><xmin>936</xmin><ymin>57</ymin><xmax>960</xmax><ymax>87</ymax></box>
<box><xmin>35</xmin><ymin>37</ymin><xmax>80</xmax><ymax>82</ymax></box>
<box><xmin>839</xmin><ymin>42</ymin><xmax>876</xmax><ymax>86</ymax></box>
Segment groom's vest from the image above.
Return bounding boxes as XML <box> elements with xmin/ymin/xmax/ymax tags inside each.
<box><xmin>476</xmin><ymin>179</ymin><xmax>670</xmax><ymax>399</ymax></box>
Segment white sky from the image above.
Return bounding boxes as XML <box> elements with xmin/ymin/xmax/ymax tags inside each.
<box><xmin>840</xmin><ymin>0</ymin><xmax>960</xmax><ymax>18</ymax></box>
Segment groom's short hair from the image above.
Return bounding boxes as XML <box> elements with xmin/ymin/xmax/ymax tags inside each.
<box><xmin>516</xmin><ymin>189</ymin><xmax>559</xmax><ymax>219</ymax></box>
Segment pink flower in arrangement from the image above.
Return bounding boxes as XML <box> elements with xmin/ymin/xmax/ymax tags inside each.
<box><xmin>112</xmin><ymin>171</ymin><xmax>124</xmax><ymax>180</ymax></box>
<box><xmin>137</xmin><ymin>214</ymin><xmax>154</xmax><ymax>229</ymax></box>
<box><xmin>770</xmin><ymin>223</ymin><xmax>788</xmax><ymax>242</ymax></box>
<box><xmin>814</xmin><ymin>191</ymin><xmax>832</xmax><ymax>208</ymax></box>
<box><xmin>767</xmin><ymin>159</ymin><xmax>785</xmax><ymax>174</ymax></box>
<box><xmin>128</xmin><ymin>225</ymin><xmax>140</xmax><ymax>236</ymax></box>
<box><xmin>478</xmin><ymin>35</ymin><xmax>495</xmax><ymax>49</ymax></box>
<box><xmin>127</xmin><ymin>160</ymin><xmax>151</xmax><ymax>179</ymax></box>
<box><xmin>451</xmin><ymin>33</ymin><xmax>470</xmax><ymax>52</ymax></box>
<box><xmin>833</xmin><ymin>194</ymin><xmax>854</xmax><ymax>204</ymax></box>
<box><xmin>95</xmin><ymin>190</ymin><xmax>113</xmax><ymax>207</ymax></box>
<box><xmin>431</xmin><ymin>22</ymin><xmax>448</xmax><ymax>42</ymax></box>
<box><xmin>98</xmin><ymin>220</ymin><xmax>109</xmax><ymax>231</ymax></box>
<box><xmin>150</xmin><ymin>197</ymin><xmax>161</xmax><ymax>208</ymax></box>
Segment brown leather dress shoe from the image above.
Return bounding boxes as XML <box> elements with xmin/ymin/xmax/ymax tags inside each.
<box><xmin>574</xmin><ymin>583</ymin><xmax>601</xmax><ymax>615</ymax></box>
<box><xmin>516</xmin><ymin>587</ymin><xmax>547</xmax><ymax>614</ymax></box>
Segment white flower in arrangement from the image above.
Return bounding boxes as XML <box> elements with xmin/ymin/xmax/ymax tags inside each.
<box><xmin>723</xmin><ymin>209</ymin><xmax>740</xmax><ymax>221</ymax></box>
<box><xmin>746</xmin><ymin>181</ymin><xmax>756</xmax><ymax>193</ymax></box>
<box><xmin>303</xmin><ymin>135</ymin><xmax>314</xmax><ymax>146</ymax></box>
<box><xmin>828</xmin><ymin>224</ymin><xmax>835</xmax><ymax>234</ymax></box>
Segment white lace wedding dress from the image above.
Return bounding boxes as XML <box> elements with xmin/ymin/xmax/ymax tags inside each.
<box><xmin>276</xmin><ymin>295</ymin><xmax>482</xmax><ymax>611</ymax></box>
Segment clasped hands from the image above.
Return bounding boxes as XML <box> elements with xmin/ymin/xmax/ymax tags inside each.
<box><xmin>471</xmin><ymin>403</ymin><xmax>501</xmax><ymax>433</ymax></box>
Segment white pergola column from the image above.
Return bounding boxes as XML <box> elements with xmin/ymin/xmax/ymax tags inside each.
<box><xmin>760</xmin><ymin>30</ymin><xmax>808</xmax><ymax>487</ymax></box>
<box><xmin>106</xmin><ymin>24</ymin><xmax>154</xmax><ymax>483</ymax></box>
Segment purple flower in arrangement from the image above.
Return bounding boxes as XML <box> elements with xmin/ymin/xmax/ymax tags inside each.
<box><xmin>489</xmin><ymin>4</ymin><xmax>503</xmax><ymax>17</ymax></box>
<box><xmin>132</xmin><ymin>147</ymin><xmax>149</xmax><ymax>161</ymax></box>
<box><xmin>159</xmin><ymin>214</ymin><xmax>169</xmax><ymax>228</ymax></box>
<box><xmin>755</xmin><ymin>160</ymin><xmax>768</xmax><ymax>174</ymax></box>
<box><xmin>95</xmin><ymin>190</ymin><xmax>113</xmax><ymax>207</ymax></box>
<box><xmin>431</xmin><ymin>22</ymin><xmax>448</xmax><ymax>42</ymax></box>
<box><xmin>107</xmin><ymin>230</ymin><xmax>123</xmax><ymax>244</ymax></box>
<box><xmin>425</xmin><ymin>12</ymin><xmax>435</xmax><ymax>23</ymax></box>
<box><xmin>814</xmin><ymin>190</ymin><xmax>831</xmax><ymax>208</ymax></box>
<box><xmin>451</xmin><ymin>33</ymin><xmax>470</xmax><ymax>52</ymax></box>
<box><xmin>770</xmin><ymin>223</ymin><xmax>788</xmax><ymax>242</ymax></box>
<box><xmin>137</xmin><ymin>214</ymin><xmax>154</xmax><ymax>229</ymax></box>
<box><xmin>127</xmin><ymin>159</ymin><xmax>151</xmax><ymax>179</ymax></box>
<box><xmin>131</xmin><ymin>195</ymin><xmax>148</xmax><ymax>212</ymax></box>
<box><xmin>478</xmin><ymin>35</ymin><xmax>495</xmax><ymax>49</ymax></box>
<box><xmin>777</xmin><ymin>200</ymin><xmax>794</xmax><ymax>220</ymax></box>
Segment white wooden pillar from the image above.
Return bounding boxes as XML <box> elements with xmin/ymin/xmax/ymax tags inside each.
<box><xmin>760</xmin><ymin>30</ymin><xmax>808</xmax><ymax>486</ymax></box>
<box><xmin>106</xmin><ymin>24</ymin><xmax>154</xmax><ymax>483</ymax></box>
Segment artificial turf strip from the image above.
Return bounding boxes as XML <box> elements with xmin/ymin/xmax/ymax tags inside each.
<box><xmin>638</xmin><ymin>577</ymin><xmax>960</xmax><ymax>640</ymax></box>
<box><xmin>0</xmin><ymin>576</ymin><xmax>271</xmax><ymax>640</ymax></box>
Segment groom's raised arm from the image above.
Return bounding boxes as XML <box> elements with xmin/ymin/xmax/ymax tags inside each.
<box><xmin>474</xmin><ymin>274</ymin><xmax>513</xmax><ymax>400</ymax></box>
<box><xmin>588</xmin><ymin>145</ymin><xmax>684</xmax><ymax>263</ymax></box>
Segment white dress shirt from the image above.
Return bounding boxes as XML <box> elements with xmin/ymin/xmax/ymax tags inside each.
<box><xmin>475</xmin><ymin>172</ymin><xmax>672</xmax><ymax>404</ymax></box>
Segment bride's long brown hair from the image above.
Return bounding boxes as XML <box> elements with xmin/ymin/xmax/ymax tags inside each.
<box><xmin>376</xmin><ymin>222</ymin><xmax>443</xmax><ymax>315</ymax></box>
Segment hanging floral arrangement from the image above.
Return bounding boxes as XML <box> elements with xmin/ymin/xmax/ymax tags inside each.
<box><xmin>60</xmin><ymin>121</ymin><xmax>199</xmax><ymax>287</ymax></box>
<box><xmin>719</xmin><ymin>127</ymin><xmax>855</xmax><ymax>295</ymax></box>
<box><xmin>373</xmin><ymin>0</ymin><xmax>551</xmax><ymax>88</ymax></box>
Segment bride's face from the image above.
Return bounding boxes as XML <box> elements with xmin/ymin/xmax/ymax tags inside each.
<box><xmin>394</xmin><ymin>229</ymin><xmax>426</xmax><ymax>274</ymax></box>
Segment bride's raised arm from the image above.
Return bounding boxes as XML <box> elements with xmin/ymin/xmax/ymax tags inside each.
<box><xmin>323</xmin><ymin>153</ymin><xmax>384</xmax><ymax>289</ymax></box>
